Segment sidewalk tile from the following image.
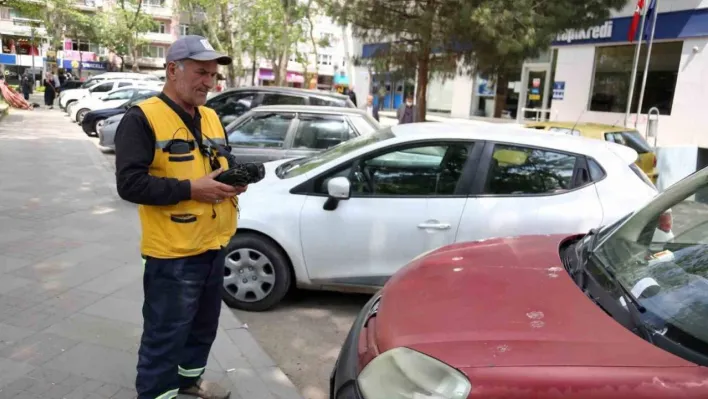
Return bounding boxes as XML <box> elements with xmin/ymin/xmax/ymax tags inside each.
<box><xmin>0</xmin><ymin>332</ymin><xmax>80</xmax><ymax>365</ymax></box>
<box><xmin>43</xmin><ymin>342</ymin><xmax>137</xmax><ymax>388</ymax></box>
<box><xmin>0</xmin><ymin>255</ymin><xmax>32</xmax><ymax>274</ymax></box>
<box><xmin>45</xmin><ymin>313</ymin><xmax>142</xmax><ymax>354</ymax></box>
<box><xmin>227</xmin><ymin>368</ymin><xmax>275</xmax><ymax>399</ymax></box>
<box><xmin>81</xmin><ymin>296</ymin><xmax>143</xmax><ymax>326</ymax></box>
<box><xmin>78</xmin><ymin>266</ymin><xmax>143</xmax><ymax>296</ymax></box>
<box><xmin>0</xmin><ymin>358</ymin><xmax>34</xmax><ymax>389</ymax></box>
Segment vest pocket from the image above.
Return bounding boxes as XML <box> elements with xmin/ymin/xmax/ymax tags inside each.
<box><xmin>170</xmin><ymin>214</ymin><xmax>197</xmax><ymax>223</ymax></box>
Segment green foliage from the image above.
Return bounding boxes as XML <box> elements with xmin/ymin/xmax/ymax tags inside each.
<box><xmin>324</xmin><ymin>0</ymin><xmax>626</xmax><ymax>119</ymax></box>
<box><xmin>93</xmin><ymin>0</ymin><xmax>156</xmax><ymax>71</ymax></box>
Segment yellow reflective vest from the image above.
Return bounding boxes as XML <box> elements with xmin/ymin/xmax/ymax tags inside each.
<box><xmin>137</xmin><ymin>97</ymin><xmax>237</xmax><ymax>259</ymax></box>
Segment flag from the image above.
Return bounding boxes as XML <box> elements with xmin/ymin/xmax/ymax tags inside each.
<box><xmin>628</xmin><ymin>0</ymin><xmax>645</xmax><ymax>43</ymax></box>
<box><xmin>643</xmin><ymin>0</ymin><xmax>657</xmax><ymax>39</ymax></box>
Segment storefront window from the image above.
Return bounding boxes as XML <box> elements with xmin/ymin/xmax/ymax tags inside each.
<box><xmin>589</xmin><ymin>41</ymin><xmax>681</xmax><ymax>115</ymax></box>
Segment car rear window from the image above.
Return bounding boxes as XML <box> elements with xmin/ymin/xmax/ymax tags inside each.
<box><xmin>605</xmin><ymin>131</ymin><xmax>652</xmax><ymax>154</ymax></box>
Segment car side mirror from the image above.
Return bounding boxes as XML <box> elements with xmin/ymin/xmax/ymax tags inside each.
<box><xmin>323</xmin><ymin>176</ymin><xmax>351</xmax><ymax>211</ymax></box>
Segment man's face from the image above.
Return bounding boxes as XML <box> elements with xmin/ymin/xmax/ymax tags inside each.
<box><xmin>366</xmin><ymin>95</ymin><xmax>373</xmax><ymax>106</ymax></box>
<box><xmin>170</xmin><ymin>59</ymin><xmax>218</xmax><ymax>106</ymax></box>
<box><xmin>406</xmin><ymin>97</ymin><xmax>414</xmax><ymax>106</ymax></box>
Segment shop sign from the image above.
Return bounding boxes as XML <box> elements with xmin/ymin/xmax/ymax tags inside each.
<box><xmin>555</xmin><ymin>21</ymin><xmax>614</xmax><ymax>44</ymax></box>
<box><xmin>552</xmin><ymin>81</ymin><xmax>565</xmax><ymax>100</ymax></box>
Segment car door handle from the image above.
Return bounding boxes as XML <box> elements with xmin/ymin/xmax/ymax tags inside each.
<box><xmin>417</xmin><ymin>222</ymin><xmax>451</xmax><ymax>230</ymax></box>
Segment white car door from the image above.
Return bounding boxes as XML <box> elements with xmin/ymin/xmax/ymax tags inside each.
<box><xmin>298</xmin><ymin>140</ymin><xmax>478</xmax><ymax>286</ymax></box>
<box><xmin>456</xmin><ymin>142</ymin><xmax>603</xmax><ymax>243</ymax></box>
<box><xmin>87</xmin><ymin>81</ymin><xmax>116</xmax><ymax>99</ymax></box>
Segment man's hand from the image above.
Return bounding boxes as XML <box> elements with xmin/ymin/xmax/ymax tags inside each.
<box><xmin>190</xmin><ymin>169</ymin><xmax>238</xmax><ymax>204</ymax></box>
<box><xmin>234</xmin><ymin>185</ymin><xmax>248</xmax><ymax>195</ymax></box>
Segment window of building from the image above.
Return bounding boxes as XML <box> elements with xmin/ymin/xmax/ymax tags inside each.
<box><xmin>317</xmin><ymin>54</ymin><xmax>332</xmax><ymax>66</ymax></box>
<box><xmin>149</xmin><ymin>22</ymin><xmax>166</xmax><ymax>34</ymax></box>
<box><xmin>0</xmin><ymin>7</ymin><xmax>11</xmax><ymax>20</ymax></box>
<box><xmin>140</xmin><ymin>45</ymin><xmax>165</xmax><ymax>59</ymax></box>
<box><xmin>484</xmin><ymin>144</ymin><xmax>579</xmax><ymax>195</ymax></box>
<box><xmin>70</xmin><ymin>39</ymin><xmax>92</xmax><ymax>52</ymax></box>
<box><xmin>179</xmin><ymin>24</ymin><xmax>189</xmax><ymax>36</ymax></box>
<box><xmin>142</xmin><ymin>0</ymin><xmax>164</xmax><ymax>6</ymax></box>
<box><xmin>589</xmin><ymin>41</ymin><xmax>682</xmax><ymax>115</ymax></box>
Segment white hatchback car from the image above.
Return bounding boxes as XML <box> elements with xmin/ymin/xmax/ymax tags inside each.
<box><xmin>69</xmin><ymin>86</ymin><xmax>162</xmax><ymax>123</ymax></box>
<box><xmin>222</xmin><ymin>122</ymin><xmax>668</xmax><ymax>311</ymax></box>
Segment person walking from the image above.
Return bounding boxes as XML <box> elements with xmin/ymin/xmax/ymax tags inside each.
<box><xmin>43</xmin><ymin>72</ymin><xmax>57</xmax><ymax>109</ymax></box>
<box><xmin>347</xmin><ymin>85</ymin><xmax>357</xmax><ymax>106</ymax></box>
<box><xmin>362</xmin><ymin>94</ymin><xmax>379</xmax><ymax>121</ymax></box>
<box><xmin>396</xmin><ymin>93</ymin><xmax>418</xmax><ymax>124</ymax></box>
<box><xmin>114</xmin><ymin>35</ymin><xmax>245</xmax><ymax>399</ymax></box>
<box><xmin>20</xmin><ymin>71</ymin><xmax>32</xmax><ymax>101</ymax></box>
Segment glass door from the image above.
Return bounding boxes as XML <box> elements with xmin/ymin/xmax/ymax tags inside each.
<box><xmin>517</xmin><ymin>64</ymin><xmax>551</xmax><ymax>122</ymax></box>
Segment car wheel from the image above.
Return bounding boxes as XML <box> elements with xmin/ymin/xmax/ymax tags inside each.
<box><xmin>93</xmin><ymin>118</ymin><xmax>106</xmax><ymax>136</ymax></box>
<box><xmin>221</xmin><ymin>232</ymin><xmax>292</xmax><ymax>312</ymax></box>
<box><xmin>65</xmin><ymin>100</ymin><xmax>76</xmax><ymax>115</ymax></box>
<box><xmin>77</xmin><ymin>109</ymin><xmax>89</xmax><ymax>124</ymax></box>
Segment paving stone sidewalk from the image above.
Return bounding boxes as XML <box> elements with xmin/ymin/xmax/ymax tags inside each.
<box><xmin>0</xmin><ymin>107</ymin><xmax>303</xmax><ymax>399</ymax></box>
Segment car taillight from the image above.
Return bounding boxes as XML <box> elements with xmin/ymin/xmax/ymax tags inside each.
<box><xmin>653</xmin><ymin>156</ymin><xmax>657</xmax><ymax>168</ymax></box>
<box><xmin>658</xmin><ymin>211</ymin><xmax>672</xmax><ymax>233</ymax></box>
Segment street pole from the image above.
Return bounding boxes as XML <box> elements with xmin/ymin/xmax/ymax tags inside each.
<box><xmin>635</xmin><ymin>0</ymin><xmax>660</xmax><ymax>128</ymax></box>
<box><xmin>30</xmin><ymin>27</ymin><xmax>35</xmax><ymax>88</ymax></box>
<box><xmin>624</xmin><ymin>2</ymin><xmax>648</xmax><ymax>127</ymax></box>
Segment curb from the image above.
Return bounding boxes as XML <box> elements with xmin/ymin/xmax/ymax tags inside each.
<box><xmin>81</xmin><ymin>131</ymin><xmax>304</xmax><ymax>398</ymax></box>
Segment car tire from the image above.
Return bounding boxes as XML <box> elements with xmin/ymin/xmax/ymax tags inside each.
<box><xmin>92</xmin><ymin>118</ymin><xmax>105</xmax><ymax>136</ymax></box>
<box><xmin>77</xmin><ymin>109</ymin><xmax>89</xmax><ymax>124</ymax></box>
<box><xmin>65</xmin><ymin>100</ymin><xmax>76</xmax><ymax>115</ymax></box>
<box><xmin>221</xmin><ymin>232</ymin><xmax>292</xmax><ymax>312</ymax></box>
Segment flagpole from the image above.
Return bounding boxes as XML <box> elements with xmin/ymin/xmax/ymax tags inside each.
<box><xmin>624</xmin><ymin>3</ymin><xmax>648</xmax><ymax>127</ymax></box>
<box><xmin>635</xmin><ymin>0</ymin><xmax>659</xmax><ymax>128</ymax></box>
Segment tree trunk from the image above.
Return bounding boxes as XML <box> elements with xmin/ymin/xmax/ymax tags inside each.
<box><xmin>118</xmin><ymin>55</ymin><xmax>124</xmax><ymax>72</ymax></box>
<box><xmin>78</xmin><ymin>50</ymin><xmax>83</xmax><ymax>78</ymax></box>
<box><xmin>131</xmin><ymin>46</ymin><xmax>140</xmax><ymax>72</ymax></box>
<box><xmin>219</xmin><ymin>1</ymin><xmax>237</xmax><ymax>87</ymax></box>
<box><xmin>493</xmin><ymin>73</ymin><xmax>509</xmax><ymax>118</ymax></box>
<box><xmin>415</xmin><ymin>53</ymin><xmax>430</xmax><ymax>122</ymax></box>
<box><xmin>251</xmin><ymin>56</ymin><xmax>257</xmax><ymax>86</ymax></box>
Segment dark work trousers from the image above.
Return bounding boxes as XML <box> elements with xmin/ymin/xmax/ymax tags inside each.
<box><xmin>136</xmin><ymin>249</ymin><xmax>225</xmax><ymax>399</ymax></box>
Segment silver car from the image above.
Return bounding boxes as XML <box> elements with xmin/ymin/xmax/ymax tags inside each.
<box><xmin>97</xmin><ymin>113</ymin><xmax>124</xmax><ymax>150</ymax></box>
<box><xmin>225</xmin><ymin>105</ymin><xmax>380</xmax><ymax>163</ymax></box>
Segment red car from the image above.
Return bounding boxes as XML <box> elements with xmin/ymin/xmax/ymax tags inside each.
<box><xmin>330</xmin><ymin>167</ymin><xmax>708</xmax><ymax>398</ymax></box>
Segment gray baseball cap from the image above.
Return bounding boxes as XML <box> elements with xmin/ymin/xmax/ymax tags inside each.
<box><xmin>165</xmin><ymin>35</ymin><xmax>232</xmax><ymax>66</ymax></box>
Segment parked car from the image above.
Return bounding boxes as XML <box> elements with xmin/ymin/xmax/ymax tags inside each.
<box><xmin>70</xmin><ymin>86</ymin><xmax>160</xmax><ymax>124</ymax></box>
<box><xmin>220</xmin><ymin>122</ymin><xmax>668</xmax><ymax>311</ymax></box>
<box><xmin>60</xmin><ymin>79</ymin><xmax>162</xmax><ymax>112</ymax></box>
<box><xmin>525</xmin><ymin>121</ymin><xmax>658</xmax><ymax>183</ymax></box>
<box><xmin>225</xmin><ymin>105</ymin><xmax>380</xmax><ymax>163</ymax></box>
<box><xmin>206</xmin><ymin>86</ymin><xmax>355</xmax><ymax>127</ymax></box>
<box><xmin>330</xmin><ymin>165</ymin><xmax>708</xmax><ymax>399</ymax></box>
<box><xmin>97</xmin><ymin>113</ymin><xmax>124</xmax><ymax>151</ymax></box>
<box><xmin>81</xmin><ymin>89</ymin><xmax>159</xmax><ymax>135</ymax></box>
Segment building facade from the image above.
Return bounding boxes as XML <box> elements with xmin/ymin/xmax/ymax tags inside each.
<box><xmin>548</xmin><ymin>0</ymin><xmax>708</xmax><ymax>147</ymax></box>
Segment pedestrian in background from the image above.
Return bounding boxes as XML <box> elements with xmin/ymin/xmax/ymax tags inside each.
<box><xmin>114</xmin><ymin>35</ymin><xmax>245</xmax><ymax>399</ymax></box>
<box><xmin>396</xmin><ymin>93</ymin><xmax>418</xmax><ymax>124</ymax></box>
<box><xmin>363</xmin><ymin>94</ymin><xmax>379</xmax><ymax>121</ymax></box>
<box><xmin>43</xmin><ymin>72</ymin><xmax>57</xmax><ymax>109</ymax></box>
<box><xmin>20</xmin><ymin>71</ymin><xmax>32</xmax><ymax>101</ymax></box>
<box><xmin>347</xmin><ymin>85</ymin><xmax>357</xmax><ymax>106</ymax></box>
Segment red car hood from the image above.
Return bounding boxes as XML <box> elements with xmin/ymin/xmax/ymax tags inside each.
<box><xmin>376</xmin><ymin>235</ymin><xmax>694</xmax><ymax>369</ymax></box>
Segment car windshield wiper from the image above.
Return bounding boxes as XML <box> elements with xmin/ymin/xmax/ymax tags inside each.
<box><xmin>590</xmin><ymin>253</ymin><xmax>655</xmax><ymax>344</ymax></box>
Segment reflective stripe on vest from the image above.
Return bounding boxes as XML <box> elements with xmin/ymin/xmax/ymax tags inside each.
<box><xmin>137</xmin><ymin>97</ymin><xmax>237</xmax><ymax>259</ymax></box>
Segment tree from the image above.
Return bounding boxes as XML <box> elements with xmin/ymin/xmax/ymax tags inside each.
<box><xmin>255</xmin><ymin>0</ymin><xmax>307</xmax><ymax>86</ymax></box>
<box><xmin>179</xmin><ymin>0</ymin><xmax>248</xmax><ymax>87</ymax></box>
<box><xmin>325</xmin><ymin>0</ymin><xmax>625</xmax><ymax>121</ymax></box>
<box><xmin>95</xmin><ymin>0</ymin><xmax>155</xmax><ymax>72</ymax></box>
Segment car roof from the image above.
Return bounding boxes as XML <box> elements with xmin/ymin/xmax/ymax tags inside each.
<box><xmin>218</xmin><ymin>86</ymin><xmax>350</xmax><ymax>100</ymax></box>
<box><xmin>390</xmin><ymin>122</ymin><xmax>638</xmax><ymax>164</ymax></box>
<box><xmin>249</xmin><ymin>105</ymin><xmax>367</xmax><ymax>115</ymax></box>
